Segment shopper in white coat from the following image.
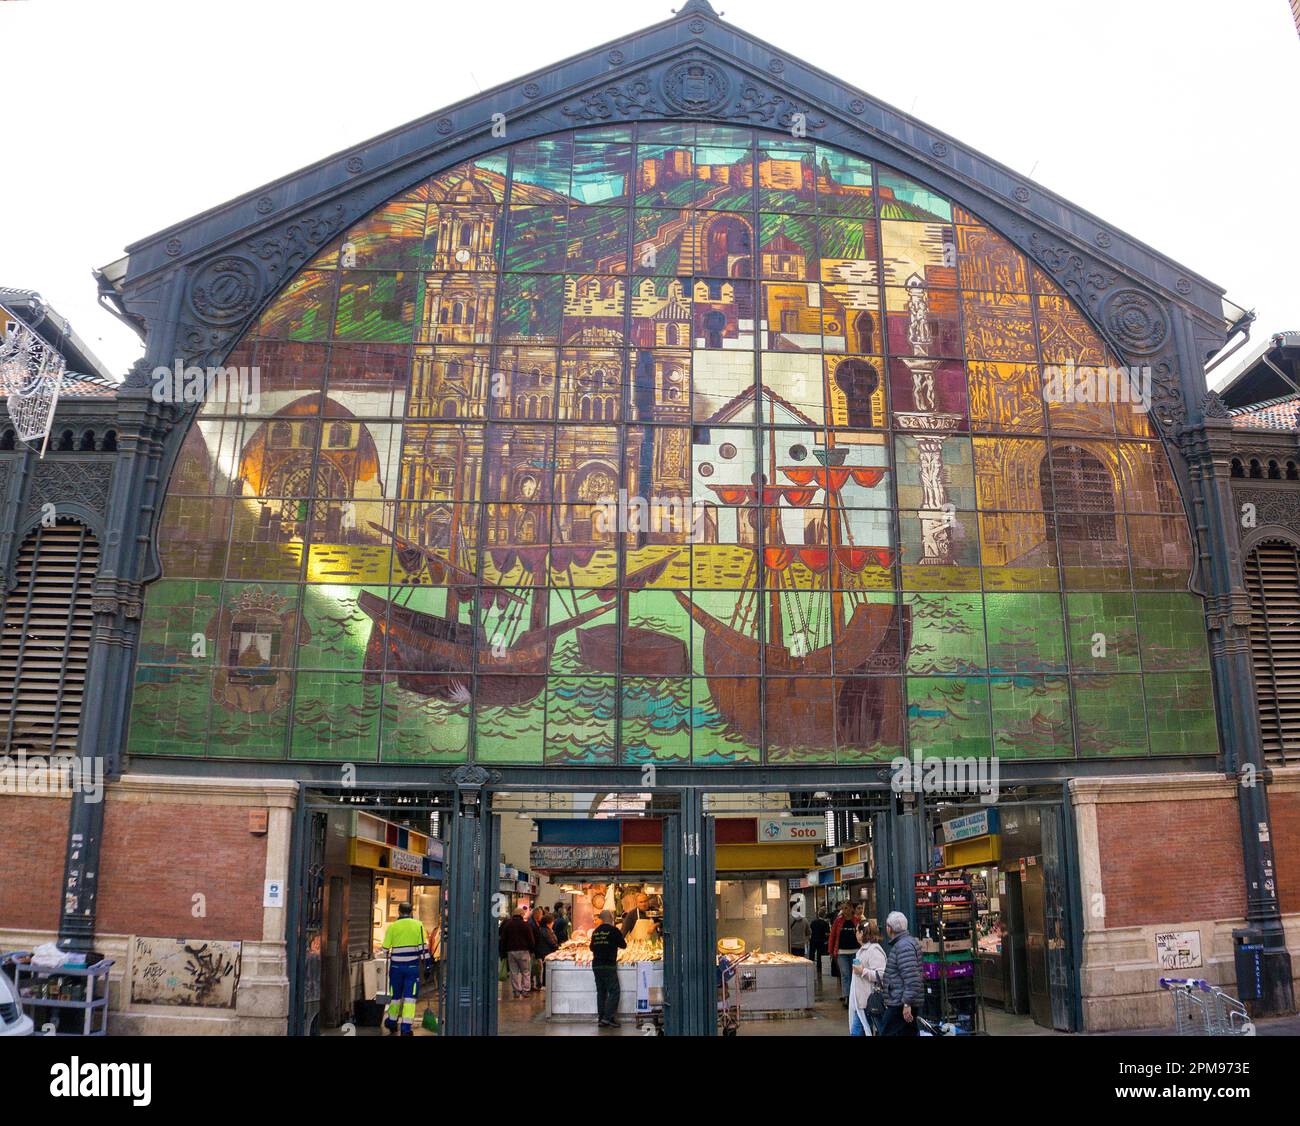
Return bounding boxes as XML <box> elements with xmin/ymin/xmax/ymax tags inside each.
<box><xmin>849</xmin><ymin>919</ymin><xmax>888</xmax><ymax>1036</ymax></box>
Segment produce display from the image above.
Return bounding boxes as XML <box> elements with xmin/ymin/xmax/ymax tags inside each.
<box><xmin>545</xmin><ymin>932</ymin><xmax>664</xmax><ymax>966</ymax></box>
<box><xmin>740</xmin><ymin>951</ymin><xmax>808</xmax><ymax>965</ymax></box>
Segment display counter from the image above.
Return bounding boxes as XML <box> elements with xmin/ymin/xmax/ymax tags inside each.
<box><xmin>545</xmin><ymin>960</ymin><xmax>663</xmax><ymax>1019</ymax></box>
<box><xmin>541</xmin><ymin>947</ymin><xmax>815</xmax><ymax>1019</ymax></box>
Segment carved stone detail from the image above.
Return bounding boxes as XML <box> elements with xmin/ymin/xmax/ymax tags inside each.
<box><xmin>1234</xmin><ymin>486</ymin><xmax>1300</xmax><ymax>536</ymax></box>
<box><xmin>25</xmin><ymin>461</ymin><xmax>113</xmax><ymax>520</ymax></box>
<box><xmin>444</xmin><ymin>764</ymin><xmax>501</xmax><ymax>787</ymax></box>
<box><xmin>662</xmin><ymin>59</ymin><xmax>731</xmax><ymax>114</ymax></box>
<box><xmin>1201</xmin><ymin>390</ymin><xmax>1232</xmax><ymax>419</ymax></box>
<box><xmin>1102</xmin><ymin>287</ymin><xmax>1169</xmax><ymax>356</ymax></box>
<box><xmin>562</xmin><ymin>80</ymin><xmax>658</xmax><ymax>122</ymax></box>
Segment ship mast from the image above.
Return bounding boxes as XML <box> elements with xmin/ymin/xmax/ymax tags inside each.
<box><xmin>766</xmin><ymin>394</ymin><xmax>782</xmax><ymax>650</ymax></box>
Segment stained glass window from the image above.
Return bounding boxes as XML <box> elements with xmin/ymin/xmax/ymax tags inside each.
<box><xmin>126</xmin><ymin>128</ymin><xmax>1215</xmax><ymax>764</ymax></box>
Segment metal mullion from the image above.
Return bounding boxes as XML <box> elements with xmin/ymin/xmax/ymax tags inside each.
<box><xmin>467</xmin><ymin>141</ymin><xmax>519</xmax><ymax>765</ymax></box>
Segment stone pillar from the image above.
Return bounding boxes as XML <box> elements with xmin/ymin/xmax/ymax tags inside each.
<box><xmin>1185</xmin><ymin>397</ymin><xmax>1295</xmax><ymax>1016</ymax></box>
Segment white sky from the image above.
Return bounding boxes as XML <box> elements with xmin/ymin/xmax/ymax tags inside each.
<box><xmin>2</xmin><ymin>0</ymin><xmax>1297</xmax><ymax>377</ymax></box>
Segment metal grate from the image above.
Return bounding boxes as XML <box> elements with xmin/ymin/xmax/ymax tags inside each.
<box><xmin>1243</xmin><ymin>539</ymin><xmax>1300</xmax><ymax>767</ymax></box>
<box><xmin>0</xmin><ymin>521</ymin><xmax>99</xmax><ymax>754</ymax></box>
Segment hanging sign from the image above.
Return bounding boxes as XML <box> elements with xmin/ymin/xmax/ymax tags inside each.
<box><xmin>941</xmin><ymin>809</ymin><xmax>998</xmax><ymax>843</ymax></box>
<box><xmin>389</xmin><ymin>849</ymin><xmax>423</xmax><ymax>874</ymax></box>
<box><xmin>758</xmin><ymin>817</ymin><xmax>826</xmax><ymax>842</ymax></box>
<box><xmin>529</xmin><ymin>844</ymin><xmax>621</xmax><ymax>871</ymax></box>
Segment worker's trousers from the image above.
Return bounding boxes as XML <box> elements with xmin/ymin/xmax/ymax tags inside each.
<box><xmin>386</xmin><ymin>962</ymin><xmax>421</xmax><ymax>1032</ymax></box>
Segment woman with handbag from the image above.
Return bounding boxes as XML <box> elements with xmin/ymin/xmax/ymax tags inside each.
<box><xmin>849</xmin><ymin>919</ymin><xmax>888</xmax><ymax>1036</ymax></box>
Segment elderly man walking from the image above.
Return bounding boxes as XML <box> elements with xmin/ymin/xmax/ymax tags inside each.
<box><xmin>879</xmin><ymin>910</ymin><xmax>924</xmax><ymax>1036</ymax></box>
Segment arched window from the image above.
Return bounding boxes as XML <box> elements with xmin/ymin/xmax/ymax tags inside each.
<box><xmin>270</xmin><ymin>422</ymin><xmax>292</xmax><ymax>448</ymax></box>
<box><xmin>0</xmin><ymin>521</ymin><xmax>99</xmax><ymax>753</ymax></box>
<box><xmin>328</xmin><ymin>423</ymin><xmax>351</xmax><ymax>449</ymax></box>
<box><xmin>1042</xmin><ymin>445</ymin><xmax>1116</xmax><ymax>542</ymax></box>
<box><xmin>834</xmin><ymin>360</ymin><xmax>879</xmax><ymax>427</ymax></box>
<box><xmin>459</xmin><ymin>222</ymin><xmax>473</xmax><ymax>248</ymax></box>
<box><xmin>1244</xmin><ymin>539</ymin><xmax>1300</xmax><ymax>766</ymax></box>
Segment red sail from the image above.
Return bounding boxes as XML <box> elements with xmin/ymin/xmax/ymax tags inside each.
<box><xmin>780</xmin><ymin>487</ymin><xmax>819</xmax><ymax>507</ymax></box>
<box><xmin>850</xmin><ymin>468</ymin><xmax>886</xmax><ymax>488</ymax></box>
<box><xmin>798</xmin><ymin>547</ymin><xmax>832</xmax><ymax>573</ymax></box>
<box><xmin>763</xmin><ymin>547</ymin><xmax>797</xmax><ymax>572</ymax></box>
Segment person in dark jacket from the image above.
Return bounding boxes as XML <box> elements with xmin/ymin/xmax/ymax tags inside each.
<box><xmin>589</xmin><ymin>910</ymin><xmax>627</xmax><ymax>1027</ymax></box>
<box><xmin>879</xmin><ymin>910</ymin><xmax>924</xmax><ymax>1036</ymax></box>
<box><xmin>534</xmin><ymin>912</ymin><xmax>559</xmax><ymax>987</ymax></box>
<box><xmin>552</xmin><ymin>903</ymin><xmax>571</xmax><ymax>945</ymax></box>
<box><xmin>499</xmin><ymin>906</ymin><xmax>536</xmax><ymax>999</ymax></box>
<box><xmin>809</xmin><ymin>911</ymin><xmax>830</xmax><ymax>977</ymax></box>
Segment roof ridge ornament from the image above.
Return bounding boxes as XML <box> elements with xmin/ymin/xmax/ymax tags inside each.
<box><xmin>675</xmin><ymin>0</ymin><xmax>720</xmax><ymax>15</ymax></box>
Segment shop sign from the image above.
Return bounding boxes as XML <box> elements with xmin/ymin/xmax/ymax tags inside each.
<box><xmin>758</xmin><ymin>817</ymin><xmax>826</xmax><ymax>843</ymax></box>
<box><xmin>1155</xmin><ymin>930</ymin><xmax>1203</xmax><ymax>971</ymax></box>
<box><xmin>816</xmin><ymin>852</ymin><xmax>837</xmax><ymax>866</ymax></box>
<box><xmin>390</xmin><ymin>849</ymin><xmax>422</xmax><ymax>874</ymax></box>
<box><xmin>942</xmin><ymin>809</ymin><xmax>997</xmax><ymax>843</ymax></box>
<box><xmin>427</xmin><ymin>839</ymin><xmax>444</xmax><ymax>863</ymax></box>
<box><xmin>529</xmin><ymin>844</ymin><xmax>621</xmax><ymax>870</ymax></box>
<box><xmin>840</xmin><ymin>862</ymin><xmax>866</xmax><ymax>881</ymax></box>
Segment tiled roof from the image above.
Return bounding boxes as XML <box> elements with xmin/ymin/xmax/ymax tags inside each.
<box><xmin>60</xmin><ymin>374</ymin><xmax>118</xmax><ymax>399</ymax></box>
<box><xmin>1230</xmin><ymin>393</ymin><xmax>1300</xmax><ymax>430</ymax></box>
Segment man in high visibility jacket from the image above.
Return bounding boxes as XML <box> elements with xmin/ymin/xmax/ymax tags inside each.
<box><xmin>381</xmin><ymin>902</ymin><xmax>427</xmax><ymax>1035</ymax></box>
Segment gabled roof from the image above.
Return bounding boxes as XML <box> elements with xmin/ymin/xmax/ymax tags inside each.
<box><xmin>704</xmin><ymin>382</ymin><xmax>818</xmax><ymax>427</ymax></box>
<box><xmin>1213</xmin><ymin>330</ymin><xmax>1300</xmax><ymax>409</ymax></box>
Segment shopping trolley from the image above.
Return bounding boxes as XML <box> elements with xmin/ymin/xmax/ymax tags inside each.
<box><xmin>1158</xmin><ymin>978</ymin><xmax>1256</xmax><ymax>1036</ymax></box>
<box><xmin>717</xmin><ymin>951</ymin><xmax>754</xmax><ymax>1036</ymax></box>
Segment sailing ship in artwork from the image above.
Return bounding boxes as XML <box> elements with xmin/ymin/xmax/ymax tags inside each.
<box><xmin>677</xmin><ymin>428</ymin><xmax>910</xmax><ymax>750</ymax></box>
<box><xmin>356</xmin><ymin>521</ymin><xmax>683</xmax><ymax>706</ymax></box>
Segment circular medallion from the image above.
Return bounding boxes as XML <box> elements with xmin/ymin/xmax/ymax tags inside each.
<box><xmin>165</xmin><ymin>238</ymin><xmax>182</xmax><ymax>257</ymax></box>
<box><xmin>188</xmin><ymin>255</ymin><xmax>261</xmax><ymax>326</ymax></box>
<box><xmin>1095</xmin><ymin>231</ymin><xmax>1112</xmax><ymax>249</ymax></box>
<box><xmin>931</xmin><ymin>141</ymin><xmax>949</xmax><ymax>158</ymax></box>
<box><xmin>523</xmin><ymin>82</ymin><xmax>541</xmax><ymax>98</ymax></box>
<box><xmin>345</xmin><ymin>156</ymin><xmax>364</xmax><ymax>174</ymax></box>
<box><xmin>661</xmin><ymin>60</ymin><xmax>731</xmax><ymax>115</ymax></box>
<box><xmin>1102</xmin><ymin>287</ymin><xmax>1169</xmax><ymax>355</ymax></box>
<box><xmin>1013</xmin><ymin>185</ymin><xmax>1031</xmax><ymax>203</ymax></box>
<box><xmin>255</xmin><ymin>195</ymin><xmax>274</xmax><ymax>215</ymax></box>
<box><xmin>848</xmin><ymin>98</ymin><xmax>867</xmax><ymax>115</ymax></box>
<box><xmin>698</xmin><ymin>462</ymin><xmax>715</xmax><ymax>478</ymax></box>
<box><xmin>436</xmin><ymin>117</ymin><xmax>453</xmax><ymax>134</ymax></box>
<box><xmin>607</xmin><ymin>49</ymin><xmax>625</xmax><ymax>65</ymax></box>
<box><xmin>719</xmin><ymin>442</ymin><xmax>737</xmax><ymax>460</ymax></box>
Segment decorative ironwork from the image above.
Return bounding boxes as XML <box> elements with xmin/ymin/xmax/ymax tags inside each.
<box><xmin>0</xmin><ymin>318</ymin><xmax>68</xmax><ymax>453</ymax></box>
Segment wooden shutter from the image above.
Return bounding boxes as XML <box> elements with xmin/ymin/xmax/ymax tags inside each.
<box><xmin>0</xmin><ymin>521</ymin><xmax>99</xmax><ymax>754</ymax></box>
<box><xmin>1243</xmin><ymin>539</ymin><xmax>1300</xmax><ymax>767</ymax></box>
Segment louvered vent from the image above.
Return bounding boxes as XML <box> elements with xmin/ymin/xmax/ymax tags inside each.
<box><xmin>1243</xmin><ymin>539</ymin><xmax>1300</xmax><ymax>767</ymax></box>
<box><xmin>0</xmin><ymin>521</ymin><xmax>99</xmax><ymax>754</ymax></box>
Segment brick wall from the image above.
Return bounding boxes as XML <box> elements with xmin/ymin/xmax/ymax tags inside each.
<box><xmin>1095</xmin><ymin>796</ymin><xmax>1245</xmax><ymax>927</ymax></box>
<box><xmin>0</xmin><ymin>795</ymin><xmax>69</xmax><ymax>932</ymax></box>
<box><xmin>1272</xmin><ymin>789</ymin><xmax>1300</xmax><ymax>916</ymax></box>
<box><xmin>96</xmin><ymin>800</ymin><xmax>267</xmax><ymax>941</ymax></box>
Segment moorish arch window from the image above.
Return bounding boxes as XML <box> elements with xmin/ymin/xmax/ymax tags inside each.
<box><xmin>128</xmin><ymin>126</ymin><xmax>1217</xmax><ymax>766</ymax></box>
<box><xmin>1244</xmin><ymin>538</ymin><xmax>1300</xmax><ymax>766</ymax></box>
<box><xmin>0</xmin><ymin>520</ymin><xmax>100</xmax><ymax>754</ymax></box>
